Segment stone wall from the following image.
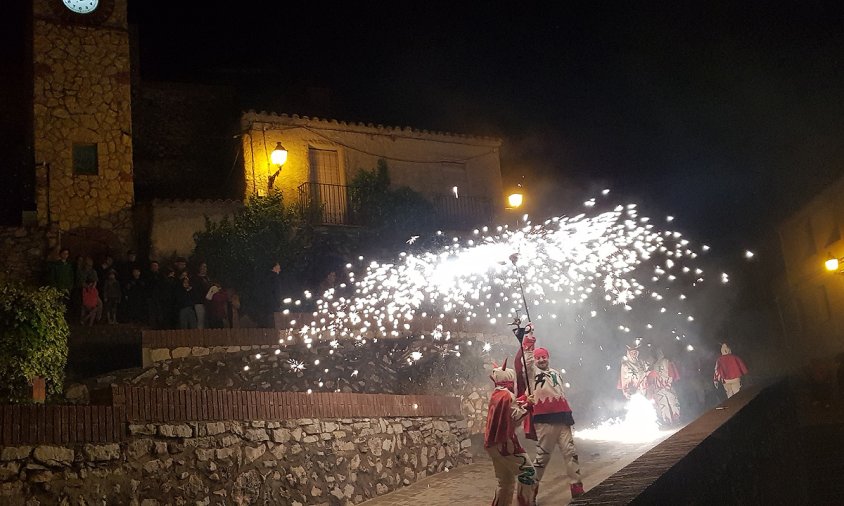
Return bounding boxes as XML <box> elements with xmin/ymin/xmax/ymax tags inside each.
<box><xmin>140</xmin><ymin>199</ymin><xmax>244</xmax><ymax>261</ymax></box>
<box><xmin>240</xmin><ymin>112</ymin><xmax>503</xmax><ymax>207</ymax></box>
<box><xmin>0</xmin><ymin>226</ymin><xmax>53</xmax><ymax>285</ymax></box>
<box><xmin>31</xmin><ymin>0</ymin><xmax>134</xmax><ymax>243</ymax></box>
<box><xmin>88</xmin><ymin>328</ymin><xmax>517</xmax><ymax>437</ymax></box>
<box><xmin>0</xmin><ymin>417</ymin><xmax>469</xmax><ymax>505</ymax></box>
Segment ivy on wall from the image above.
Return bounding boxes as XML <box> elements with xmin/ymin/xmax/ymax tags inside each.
<box><xmin>0</xmin><ymin>284</ymin><xmax>69</xmax><ymax>402</ymax></box>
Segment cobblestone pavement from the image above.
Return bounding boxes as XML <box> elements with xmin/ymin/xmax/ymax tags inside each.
<box><xmin>360</xmin><ymin>435</ymin><xmax>670</xmax><ymax>505</ymax></box>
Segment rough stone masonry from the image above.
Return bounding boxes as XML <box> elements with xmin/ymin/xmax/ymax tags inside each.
<box><xmin>0</xmin><ymin>417</ymin><xmax>471</xmax><ymax>505</ymax></box>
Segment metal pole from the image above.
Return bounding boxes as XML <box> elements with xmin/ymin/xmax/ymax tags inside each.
<box><xmin>509</xmin><ymin>253</ymin><xmax>533</xmax><ymax>395</ymax></box>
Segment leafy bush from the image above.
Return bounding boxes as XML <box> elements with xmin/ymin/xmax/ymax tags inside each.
<box><xmin>193</xmin><ymin>191</ymin><xmax>311</xmax><ymax>321</ymax></box>
<box><xmin>0</xmin><ymin>284</ymin><xmax>69</xmax><ymax>402</ymax></box>
<box><xmin>349</xmin><ymin>160</ymin><xmax>439</xmax><ymax>253</ymax></box>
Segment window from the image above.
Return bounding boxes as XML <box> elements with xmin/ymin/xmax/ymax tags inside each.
<box><xmin>308</xmin><ymin>148</ymin><xmax>346</xmax><ymax>224</ymax></box>
<box><xmin>73</xmin><ymin>143</ymin><xmax>98</xmax><ymax>175</ymax></box>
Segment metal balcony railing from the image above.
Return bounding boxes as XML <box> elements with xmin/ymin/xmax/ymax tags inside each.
<box><xmin>297</xmin><ymin>183</ymin><xmax>494</xmax><ymax>230</ymax></box>
<box><xmin>297</xmin><ymin>182</ymin><xmax>363</xmax><ymax>226</ymax></box>
<box><xmin>431</xmin><ymin>194</ymin><xmax>494</xmax><ymax>230</ymax></box>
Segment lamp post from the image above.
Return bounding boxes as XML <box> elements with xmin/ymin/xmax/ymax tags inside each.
<box><xmin>267</xmin><ymin>141</ymin><xmax>288</xmax><ymax>195</ymax></box>
<box><xmin>506</xmin><ymin>191</ymin><xmax>524</xmax><ymax>229</ymax></box>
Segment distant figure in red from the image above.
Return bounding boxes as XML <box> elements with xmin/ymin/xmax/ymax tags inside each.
<box><xmin>484</xmin><ymin>358</ymin><xmax>537</xmax><ymax>506</ymax></box>
<box><xmin>714</xmin><ymin>342</ymin><xmax>748</xmax><ymax>398</ymax></box>
<box><xmin>618</xmin><ymin>342</ymin><xmax>648</xmax><ymax>399</ymax></box>
<box><xmin>644</xmin><ymin>347</ymin><xmax>681</xmax><ymax>426</ymax></box>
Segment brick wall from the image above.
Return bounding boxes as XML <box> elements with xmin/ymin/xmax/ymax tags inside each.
<box><xmin>1</xmin><ymin>387</ymin><xmax>460</xmax><ymax>446</ymax></box>
<box><xmin>142</xmin><ymin>325</ymin><xmax>514</xmax><ymax>350</ymax></box>
<box><xmin>103</xmin><ymin>386</ymin><xmax>462</xmax><ymax>423</ymax></box>
<box><xmin>142</xmin><ymin>328</ymin><xmax>284</xmax><ymax>348</ymax></box>
<box><xmin>0</xmin><ymin>405</ymin><xmax>125</xmax><ymax>445</ymax></box>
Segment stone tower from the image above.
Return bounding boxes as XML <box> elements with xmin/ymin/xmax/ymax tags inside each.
<box><xmin>31</xmin><ymin>0</ymin><xmax>134</xmax><ymax>248</ymax></box>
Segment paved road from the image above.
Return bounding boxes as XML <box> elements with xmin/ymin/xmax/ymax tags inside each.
<box><xmin>360</xmin><ymin>435</ymin><xmax>670</xmax><ymax>505</ymax></box>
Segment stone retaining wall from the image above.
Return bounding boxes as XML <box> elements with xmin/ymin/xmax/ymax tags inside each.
<box><xmin>0</xmin><ymin>226</ymin><xmax>52</xmax><ymax>284</ymax></box>
<box><xmin>134</xmin><ymin>328</ymin><xmax>518</xmax><ymax>438</ymax></box>
<box><xmin>0</xmin><ymin>416</ymin><xmax>470</xmax><ymax>505</ymax></box>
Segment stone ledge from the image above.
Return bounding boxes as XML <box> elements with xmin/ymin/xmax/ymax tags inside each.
<box><xmin>571</xmin><ymin>378</ymin><xmax>805</xmax><ymax>505</ymax></box>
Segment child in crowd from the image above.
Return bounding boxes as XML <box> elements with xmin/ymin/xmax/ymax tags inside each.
<box><xmin>103</xmin><ymin>269</ymin><xmax>122</xmax><ymax>324</ymax></box>
<box><xmin>80</xmin><ymin>276</ymin><xmax>102</xmax><ymax>326</ymax></box>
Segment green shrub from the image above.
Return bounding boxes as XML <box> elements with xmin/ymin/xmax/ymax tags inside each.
<box><xmin>349</xmin><ymin>159</ymin><xmax>438</xmax><ymax>254</ymax></box>
<box><xmin>0</xmin><ymin>284</ymin><xmax>69</xmax><ymax>402</ymax></box>
<box><xmin>193</xmin><ymin>191</ymin><xmax>311</xmax><ymax>321</ymax></box>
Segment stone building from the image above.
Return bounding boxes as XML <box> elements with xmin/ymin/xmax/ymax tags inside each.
<box><xmin>241</xmin><ymin>112</ymin><xmax>504</xmax><ymax>229</ymax></box>
<box><xmin>777</xmin><ymin>175</ymin><xmax>844</xmax><ymax>358</ymax></box>
<box><xmin>32</xmin><ymin>0</ymin><xmax>134</xmax><ymax>246</ymax></box>
<box><xmin>1</xmin><ymin>0</ymin><xmax>509</xmax><ymax>280</ymax></box>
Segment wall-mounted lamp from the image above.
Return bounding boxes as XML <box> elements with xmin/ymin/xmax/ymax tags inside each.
<box><xmin>825</xmin><ymin>253</ymin><xmax>841</xmax><ymax>272</ymax></box>
<box><xmin>267</xmin><ymin>141</ymin><xmax>288</xmax><ymax>194</ymax></box>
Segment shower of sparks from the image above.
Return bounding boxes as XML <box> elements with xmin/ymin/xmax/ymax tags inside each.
<box><xmin>298</xmin><ymin>203</ymin><xmax>714</xmax><ymax>337</ymax></box>
<box><xmin>576</xmin><ymin>393</ymin><xmax>672</xmax><ymax>443</ymax></box>
<box><xmin>246</xmin><ymin>192</ymin><xmax>729</xmax><ymax>401</ymax></box>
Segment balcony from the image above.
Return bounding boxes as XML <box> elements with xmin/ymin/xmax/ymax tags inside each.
<box><xmin>297</xmin><ymin>182</ymin><xmax>363</xmax><ymax>226</ymax></box>
<box><xmin>431</xmin><ymin>194</ymin><xmax>494</xmax><ymax>230</ymax></box>
<box><xmin>297</xmin><ymin>182</ymin><xmax>494</xmax><ymax>230</ymax></box>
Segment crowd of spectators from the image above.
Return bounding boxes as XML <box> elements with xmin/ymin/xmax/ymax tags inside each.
<box><xmin>45</xmin><ymin>248</ymin><xmax>241</xmax><ymax>329</ymax></box>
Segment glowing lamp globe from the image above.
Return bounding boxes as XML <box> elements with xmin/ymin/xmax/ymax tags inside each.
<box><xmin>270</xmin><ymin>142</ymin><xmax>288</xmax><ymax>166</ymax></box>
<box><xmin>508</xmin><ymin>193</ymin><xmax>524</xmax><ymax>208</ymax></box>
<box><xmin>825</xmin><ymin>256</ymin><xmax>839</xmax><ymax>272</ymax></box>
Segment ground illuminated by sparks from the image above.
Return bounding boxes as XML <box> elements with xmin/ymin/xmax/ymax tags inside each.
<box><xmin>575</xmin><ymin>393</ymin><xmax>674</xmax><ymax>443</ymax></box>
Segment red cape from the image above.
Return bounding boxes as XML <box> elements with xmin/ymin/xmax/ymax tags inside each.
<box><xmin>484</xmin><ymin>389</ymin><xmax>525</xmax><ymax>451</ymax></box>
<box><xmin>514</xmin><ymin>346</ymin><xmax>537</xmax><ymax>440</ymax></box>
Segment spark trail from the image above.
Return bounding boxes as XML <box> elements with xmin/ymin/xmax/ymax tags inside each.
<box><xmin>282</xmin><ymin>198</ymin><xmax>724</xmax><ymax>353</ymax></box>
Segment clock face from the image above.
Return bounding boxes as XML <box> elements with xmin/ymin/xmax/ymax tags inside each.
<box><xmin>62</xmin><ymin>0</ymin><xmax>99</xmax><ymax>14</ymax></box>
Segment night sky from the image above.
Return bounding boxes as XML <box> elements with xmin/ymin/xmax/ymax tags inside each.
<box><xmin>129</xmin><ymin>1</ymin><xmax>844</xmax><ymax>254</ymax></box>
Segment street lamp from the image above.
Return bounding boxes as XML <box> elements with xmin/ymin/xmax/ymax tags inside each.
<box><xmin>507</xmin><ymin>192</ymin><xmax>523</xmax><ymax>209</ymax></box>
<box><xmin>267</xmin><ymin>141</ymin><xmax>288</xmax><ymax>194</ymax></box>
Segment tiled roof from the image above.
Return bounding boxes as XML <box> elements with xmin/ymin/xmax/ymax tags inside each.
<box><xmin>241</xmin><ymin>110</ymin><xmax>502</xmax><ymax>145</ymax></box>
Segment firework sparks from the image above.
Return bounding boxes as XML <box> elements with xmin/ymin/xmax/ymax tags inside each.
<box><xmin>250</xmin><ymin>192</ymin><xmax>727</xmax><ymax>399</ymax></box>
<box><xmin>296</xmin><ymin>201</ymin><xmax>716</xmax><ymax>342</ymax></box>
<box><xmin>576</xmin><ymin>393</ymin><xmax>670</xmax><ymax>443</ymax></box>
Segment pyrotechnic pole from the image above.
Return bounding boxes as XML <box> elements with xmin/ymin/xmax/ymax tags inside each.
<box><xmin>509</xmin><ymin>253</ymin><xmax>532</xmax><ymax>395</ymax></box>
<box><xmin>509</xmin><ymin>253</ymin><xmax>532</xmax><ymax>323</ymax></box>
